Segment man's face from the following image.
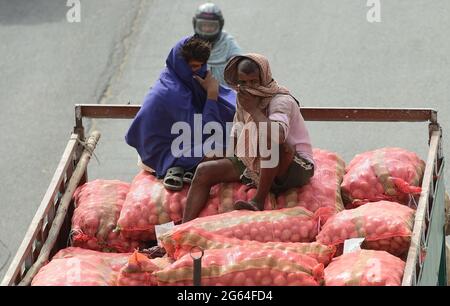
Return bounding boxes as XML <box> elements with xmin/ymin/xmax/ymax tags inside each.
<box><xmin>236</xmin><ymin>69</ymin><xmax>261</xmax><ymax>109</ymax></box>
<box><xmin>200</xmin><ymin>22</ymin><xmax>219</xmax><ymax>34</ymax></box>
<box><xmin>196</xmin><ymin>19</ymin><xmax>220</xmax><ymax>35</ymax></box>
<box><xmin>237</xmin><ymin>70</ymin><xmax>260</xmax><ymax>89</ymax></box>
<box><xmin>188</xmin><ymin>59</ymin><xmax>204</xmax><ymax>73</ymax></box>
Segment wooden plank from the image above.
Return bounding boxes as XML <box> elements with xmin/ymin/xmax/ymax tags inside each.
<box><xmin>59</xmin><ymin>178</ymin><xmax>66</xmax><ymax>201</ymax></box>
<box><xmin>402</xmin><ymin>131</ymin><xmax>440</xmax><ymax>285</ymax></box>
<box><xmin>55</xmin><ymin>202</ymin><xmax>74</xmax><ymax>255</ymax></box>
<box><xmin>18</xmin><ymin>131</ymin><xmax>101</xmax><ymax>286</ymax></box>
<box><xmin>76</xmin><ymin>104</ymin><xmax>437</xmax><ymax>123</ymax></box>
<box><xmin>32</xmin><ymin>220</ymin><xmax>44</xmax><ymax>263</ymax></box>
<box><xmin>66</xmin><ymin>159</ymin><xmax>75</xmax><ymax>184</ymax></box>
<box><xmin>23</xmin><ymin>252</ymin><xmax>33</xmax><ymax>272</ymax></box>
<box><xmin>41</xmin><ymin>222</ymin><xmax>50</xmax><ymax>243</ymax></box>
<box><xmin>34</xmin><ymin>219</ymin><xmax>44</xmax><ymax>245</ymax></box>
<box><xmin>1</xmin><ymin>134</ymin><xmax>79</xmax><ymax>286</ymax></box>
<box><xmin>47</xmin><ymin>201</ymin><xmax>56</xmax><ymax>225</ymax></box>
<box><xmin>32</xmin><ymin>244</ymin><xmax>39</xmax><ymax>264</ymax></box>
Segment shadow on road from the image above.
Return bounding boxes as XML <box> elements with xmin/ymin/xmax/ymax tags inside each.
<box><xmin>0</xmin><ymin>0</ymin><xmax>66</xmax><ymax>25</ymax></box>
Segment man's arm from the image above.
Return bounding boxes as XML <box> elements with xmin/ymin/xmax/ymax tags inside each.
<box><xmin>238</xmin><ymin>89</ymin><xmax>285</xmax><ymax>144</ymax></box>
<box><xmin>194</xmin><ymin>71</ymin><xmax>219</xmax><ymax>101</ymax></box>
<box><xmin>193</xmin><ymin>71</ymin><xmax>222</xmax><ymax>124</ymax></box>
<box><xmin>248</xmin><ymin>108</ymin><xmax>285</xmax><ymax>145</ymax></box>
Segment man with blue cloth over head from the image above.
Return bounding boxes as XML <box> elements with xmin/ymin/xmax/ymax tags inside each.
<box><xmin>125</xmin><ymin>36</ymin><xmax>236</xmax><ymax>191</ymax></box>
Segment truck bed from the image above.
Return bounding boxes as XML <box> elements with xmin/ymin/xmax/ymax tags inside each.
<box><xmin>1</xmin><ymin>105</ymin><xmax>446</xmax><ymax>286</ymax></box>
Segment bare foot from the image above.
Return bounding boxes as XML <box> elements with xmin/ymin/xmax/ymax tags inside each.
<box><xmin>233</xmin><ymin>200</ymin><xmax>263</xmax><ymax>211</ymax></box>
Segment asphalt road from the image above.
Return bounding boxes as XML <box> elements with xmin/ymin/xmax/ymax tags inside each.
<box><xmin>0</xmin><ymin>0</ymin><xmax>142</xmax><ymax>279</ymax></box>
<box><xmin>1</xmin><ymin>0</ymin><xmax>449</xmax><ymax>280</ymax></box>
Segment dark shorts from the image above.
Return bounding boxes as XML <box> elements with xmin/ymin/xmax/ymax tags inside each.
<box><xmin>226</xmin><ymin>154</ymin><xmax>315</xmax><ymax>195</ymax></box>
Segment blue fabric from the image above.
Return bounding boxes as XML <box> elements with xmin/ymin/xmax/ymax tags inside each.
<box><xmin>125</xmin><ymin>36</ymin><xmax>236</xmax><ymax>178</ymax></box>
<box><xmin>208</xmin><ymin>31</ymin><xmax>242</xmax><ymax>86</ymax></box>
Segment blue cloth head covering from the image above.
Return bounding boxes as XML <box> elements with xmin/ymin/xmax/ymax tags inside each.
<box><xmin>125</xmin><ymin>36</ymin><xmax>236</xmax><ymax>177</ymax></box>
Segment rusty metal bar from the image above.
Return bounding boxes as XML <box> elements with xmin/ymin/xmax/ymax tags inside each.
<box><xmin>76</xmin><ymin>104</ymin><xmax>140</xmax><ymax>120</ymax></box>
<box><xmin>190</xmin><ymin>246</ymin><xmax>204</xmax><ymax>286</ymax></box>
<box><xmin>300</xmin><ymin>108</ymin><xmax>436</xmax><ymax>123</ymax></box>
<box><xmin>75</xmin><ymin>104</ymin><xmax>437</xmax><ymax>123</ymax></box>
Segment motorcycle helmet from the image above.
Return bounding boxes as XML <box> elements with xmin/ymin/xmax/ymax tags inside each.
<box><xmin>193</xmin><ymin>3</ymin><xmax>224</xmax><ymax>42</ymax></box>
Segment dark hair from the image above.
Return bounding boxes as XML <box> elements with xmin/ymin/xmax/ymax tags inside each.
<box><xmin>180</xmin><ymin>36</ymin><xmax>211</xmax><ymax>63</ymax></box>
<box><xmin>237</xmin><ymin>58</ymin><xmax>259</xmax><ymax>75</ymax></box>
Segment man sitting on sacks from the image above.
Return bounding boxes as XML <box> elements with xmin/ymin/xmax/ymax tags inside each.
<box><xmin>182</xmin><ymin>53</ymin><xmax>315</xmax><ymax>222</ymax></box>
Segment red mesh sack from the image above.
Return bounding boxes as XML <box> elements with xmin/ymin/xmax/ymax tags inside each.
<box><xmin>117</xmin><ymin>171</ymin><xmax>189</xmax><ymax>241</ymax></box>
<box><xmin>316</xmin><ymin>201</ymin><xmax>414</xmax><ymax>257</ymax></box>
<box><xmin>324</xmin><ymin>250</ymin><xmax>405</xmax><ymax>286</ymax></box>
<box><xmin>117</xmin><ymin>251</ymin><xmax>173</xmax><ymax>286</ymax></box>
<box><xmin>199</xmin><ymin>182</ymin><xmax>277</xmax><ymax>217</ymax></box>
<box><xmin>156</xmin><ymin>246</ymin><xmax>324</xmax><ymax>286</ymax></box>
<box><xmin>71</xmin><ymin>180</ymin><xmax>142</xmax><ymax>252</ymax></box>
<box><xmin>163</xmin><ymin>227</ymin><xmax>336</xmax><ymax>265</ymax></box>
<box><xmin>161</xmin><ymin>206</ymin><xmax>323</xmax><ymax>255</ymax></box>
<box><xmin>200</xmin><ymin>149</ymin><xmax>345</xmax><ymax>218</ymax></box>
<box><xmin>31</xmin><ymin>247</ymin><xmax>130</xmax><ymax>286</ymax></box>
<box><xmin>341</xmin><ymin>147</ymin><xmax>425</xmax><ymax>207</ymax></box>
<box><xmin>277</xmin><ymin>149</ymin><xmax>345</xmax><ymax>216</ymax></box>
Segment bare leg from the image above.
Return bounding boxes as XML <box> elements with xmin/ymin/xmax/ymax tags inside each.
<box><xmin>203</xmin><ymin>148</ymin><xmax>227</xmax><ymax>162</ymax></box>
<box><xmin>234</xmin><ymin>143</ymin><xmax>295</xmax><ymax>211</ymax></box>
<box><xmin>182</xmin><ymin>159</ymin><xmax>240</xmax><ymax>223</ymax></box>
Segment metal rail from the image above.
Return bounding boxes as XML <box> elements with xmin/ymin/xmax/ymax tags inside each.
<box><xmin>75</xmin><ymin>104</ymin><xmax>437</xmax><ymax>123</ymax></box>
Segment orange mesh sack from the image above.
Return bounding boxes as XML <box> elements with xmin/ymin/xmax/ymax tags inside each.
<box><xmin>277</xmin><ymin>149</ymin><xmax>345</xmax><ymax>216</ymax></box>
<box><xmin>71</xmin><ymin>180</ymin><xmax>142</xmax><ymax>252</ymax></box>
<box><xmin>316</xmin><ymin>201</ymin><xmax>414</xmax><ymax>257</ymax></box>
<box><xmin>200</xmin><ymin>149</ymin><xmax>345</xmax><ymax>217</ymax></box>
<box><xmin>117</xmin><ymin>251</ymin><xmax>173</xmax><ymax>286</ymax></box>
<box><xmin>324</xmin><ymin>250</ymin><xmax>405</xmax><ymax>286</ymax></box>
<box><xmin>117</xmin><ymin>171</ymin><xmax>189</xmax><ymax>241</ymax></box>
<box><xmin>341</xmin><ymin>147</ymin><xmax>425</xmax><ymax>208</ymax></box>
<box><xmin>31</xmin><ymin>247</ymin><xmax>130</xmax><ymax>286</ymax></box>
<box><xmin>164</xmin><ymin>227</ymin><xmax>335</xmax><ymax>265</ymax></box>
<box><xmin>199</xmin><ymin>182</ymin><xmax>277</xmax><ymax>217</ymax></box>
<box><xmin>155</xmin><ymin>246</ymin><xmax>324</xmax><ymax>286</ymax></box>
<box><xmin>161</xmin><ymin>207</ymin><xmax>322</xmax><ymax>255</ymax></box>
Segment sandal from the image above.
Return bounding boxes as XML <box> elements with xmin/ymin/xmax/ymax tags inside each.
<box><xmin>140</xmin><ymin>246</ymin><xmax>166</xmax><ymax>258</ymax></box>
<box><xmin>163</xmin><ymin>167</ymin><xmax>184</xmax><ymax>191</ymax></box>
<box><xmin>183</xmin><ymin>171</ymin><xmax>194</xmax><ymax>184</ymax></box>
<box><xmin>233</xmin><ymin>200</ymin><xmax>262</xmax><ymax>211</ymax></box>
